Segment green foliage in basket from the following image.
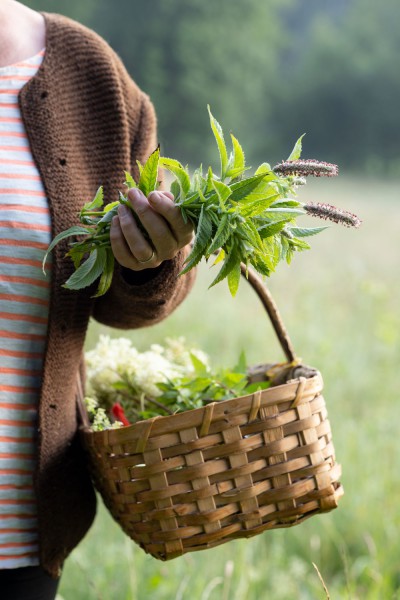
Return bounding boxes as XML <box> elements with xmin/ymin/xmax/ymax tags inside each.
<box><xmin>42</xmin><ymin>107</ymin><xmax>361</xmax><ymax>298</ymax></box>
<box><xmin>84</xmin><ymin>335</ymin><xmax>269</xmax><ymax>429</ymax></box>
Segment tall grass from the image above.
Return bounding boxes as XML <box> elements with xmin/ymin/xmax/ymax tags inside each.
<box><xmin>59</xmin><ymin>177</ymin><xmax>400</xmax><ymax>600</ymax></box>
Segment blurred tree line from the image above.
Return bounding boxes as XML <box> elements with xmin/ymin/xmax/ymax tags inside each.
<box><xmin>25</xmin><ymin>0</ymin><xmax>399</xmax><ymax>174</ymax></box>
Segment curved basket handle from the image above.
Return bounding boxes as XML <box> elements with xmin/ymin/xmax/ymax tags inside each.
<box><xmin>240</xmin><ymin>263</ymin><xmax>297</xmax><ymax>363</ymax></box>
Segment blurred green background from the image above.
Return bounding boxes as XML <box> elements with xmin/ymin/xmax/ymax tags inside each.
<box><xmin>27</xmin><ymin>0</ymin><xmax>400</xmax><ymax>174</ymax></box>
<box><xmin>23</xmin><ymin>1</ymin><xmax>399</xmax><ymax>598</ymax></box>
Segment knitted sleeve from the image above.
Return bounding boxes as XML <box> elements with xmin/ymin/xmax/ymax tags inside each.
<box><xmin>91</xmin><ymin>90</ymin><xmax>196</xmax><ymax>329</ymax></box>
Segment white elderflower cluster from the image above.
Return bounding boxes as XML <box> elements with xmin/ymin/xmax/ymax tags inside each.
<box><xmin>85</xmin><ymin>335</ymin><xmax>210</xmax><ymax>405</ymax></box>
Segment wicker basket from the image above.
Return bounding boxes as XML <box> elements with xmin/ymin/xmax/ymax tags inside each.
<box><xmin>77</xmin><ymin>265</ymin><xmax>343</xmax><ymax>560</ymax></box>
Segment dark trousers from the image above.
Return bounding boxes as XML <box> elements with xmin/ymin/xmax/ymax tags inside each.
<box><xmin>0</xmin><ymin>566</ymin><xmax>60</xmax><ymax>600</ymax></box>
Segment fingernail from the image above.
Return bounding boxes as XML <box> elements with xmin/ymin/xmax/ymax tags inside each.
<box><xmin>128</xmin><ymin>188</ymin><xmax>143</xmax><ymax>202</ymax></box>
<box><xmin>112</xmin><ymin>215</ymin><xmax>119</xmax><ymax>226</ymax></box>
<box><xmin>148</xmin><ymin>191</ymin><xmax>162</xmax><ymax>204</ymax></box>
<box><xmin>118</xmin><ymin>204</ymin><xmax>130</xmax><ymax>218</ymax></box>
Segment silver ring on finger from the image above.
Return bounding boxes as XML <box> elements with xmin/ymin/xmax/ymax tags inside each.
<box><xmin>137</xmin><ymin>249</ymin><xmax>156</xmax><ymax>264</ymax></box>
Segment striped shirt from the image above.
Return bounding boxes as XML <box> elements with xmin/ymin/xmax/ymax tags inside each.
<box><xmin>0</xmin><ymin>48</ymin><xmax>51</xmax><ymax>569</ymax></box>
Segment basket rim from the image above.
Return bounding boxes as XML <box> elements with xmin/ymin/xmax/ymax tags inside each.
<box><xmin>81</xmin><ymin>371</ymin><xmax>323</xmax><ymax>445</ymax></box>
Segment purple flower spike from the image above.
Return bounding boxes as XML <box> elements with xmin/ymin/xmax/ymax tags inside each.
<box><xmin>304</xmin><ymin>202</ymin><xmax>362</xmax><ymax>228</ymax></box>
<box><xmin>273</xmin><ymin>159</ymin><xmax>339</xmax><ymax>178</ymax></box>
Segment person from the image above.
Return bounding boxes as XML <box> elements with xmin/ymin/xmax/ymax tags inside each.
<box><xmin>0</xmin><ymin>1</ymin><xmax>195</xmax><ymax>597</ymax></box>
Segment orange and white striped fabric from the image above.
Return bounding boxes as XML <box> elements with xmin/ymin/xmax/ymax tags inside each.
<box><xmin>0</xmin><ymin>48</ymin><xmax>51</xmax><ymax>569</ymax></box>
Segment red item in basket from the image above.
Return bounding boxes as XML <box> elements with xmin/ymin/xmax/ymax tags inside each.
<box><xmin>111</xmin><ymin>403</ymin><xmax>130</xmax><ymax>426</ymax></box>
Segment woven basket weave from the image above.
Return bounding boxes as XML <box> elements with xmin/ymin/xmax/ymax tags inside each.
<box><xmin>77</xmin><ymin>265</ymin><xmax>343</xmax><ymax>560</ymax></box>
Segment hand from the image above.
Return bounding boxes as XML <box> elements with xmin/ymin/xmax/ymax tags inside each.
<box><xmin>110</xmin><ymin>188</ymin><xmax>194</xmax><ymax>271</ymax></box>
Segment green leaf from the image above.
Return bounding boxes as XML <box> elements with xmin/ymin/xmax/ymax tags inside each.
<box><xmin>289</xmin><ymin>226</ymin><xmax>329</xmax><ymax>237</ymax></box>
<box><xmin>97</xmin><ymin>203</ymin><xmax>119</xmax><ymax>226</ymax></box>
<box><xmin>180</xmin><ymin>205</ymin><xmax>212</xmax><ymax>274</ymax></box>
<box><xmin>287</xmin><ymin>133</ymin><xmax>306</xmax><ymax>161</ymax></box>
<box><xmin>211</xmin><ymin>179</ymin><xmax>232</xmax><ymax>210</ymax></box>
<box><xmin>238</xmin><ymin>221</ymin><xmax>264</xmax><ymax>252</ymax></box>
<box><xmin>82</xmin><ymin>186</ymin><xmax>104</xmax><ymax>212</ymax></box>
<box><xmin>208</xmin><ymin>105</ymin><xmax>229</xmax><ymax>180</ymax></box>
<box><xmin>289</xmin><ymin>237</ymin><xmax>311</xmax><ymax>250</ymax></box>
<box><xmin>250</xmin><ymin>253</ymin><xmax>272</xmax><ymax>277</ymax></box>
<box><xmin>124</xmin><ymin>171</ymin><xmax>137</xmax><ymax>189</ymax></box>
<box><xmin>263</xmin><ymin>207</ymin><xmax>305</xmax><ymax>221</ymax></box>
<box><xmin>233</xmin><ymin>349</ymin><xmax>247</xmax><ymax>374</ymax></box>
<box><xmin>170</xmin><ymin>180</ymin><xmax>181</xmax><ymax>201</ymax></box>
<box><xmin>159</xmin><ymin>157</ymin><xmax>191</xmax><ymax>200</ymax></box>
<box><xmin>63</xmin><ymin>247</ymin><xmax>107</xmax><ymax>290</ymax></box>
<box><xmin>136</xmin><ymin>160</ymin><xmax>144</xmax><ymax>177</ymax></box>
<box><xmin>92</xmin><ymin>248</ymin><xmax>115</xmax><ymax>297</ymax></box>
<box><xmin>257</xmin><ymin>220</ymin><xmax>289</xmax><ymax>239</ymax></box>
<box><xmin>209</xmin><ymin>243</ymin><xmax>240</xmax><ymax>290</ymax></box>
<box><xmin>227</xmin><ymin>261</ymin><xmax>241</xmax><ymax>297</ymax></box>
<box><xmin>245</xmin><ymin>381</ymin><xmax>271</xmax><ymax>393</ymax></box>
<box><xmin>240</xmin><ymin>193</ymin><xmax>280</xmax><ymax>218</ymax></box>
<box><xmin>270</xmin><ymin>200</ymin><xmax>301</xmax><ymax>209</ymax></box>
<box><xmin>190</xmin><ymin>352</ymin><xmax>209</xmax><ymax>376</ymax></box>
<box><xmin>280</xmin><ymin>235</ymin><xmax>289</xmax><ymax>262</ymax></box>
<box><xmin>226</xmin><ymin>133</ymin><xmax>247</xmax><ymax>179</ymax></box>
<box><xmin>207</xmin><ymin>213</ymin><xmax>231</xmax><ymax>255</ymax></box>
<box><xmin>42</xmin><ymin>226</ymin><xmax>92</xmax><ymax>274</ymax></box>
<box><xmin>230</xmin><ymin>173</ymin><xmax>269</xmax><ymax>201</ymax></box>
<box><xmin>255</xmin><ymin>162</ymin><xmax>273</xmax><ymax>175</ymax></box>
<box><xmin>139</xmin><ymin>146</ymin><xmax>160</xmax><ymax>197</ymax></box>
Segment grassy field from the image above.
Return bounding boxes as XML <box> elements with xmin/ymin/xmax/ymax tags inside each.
<box><xmin>58</xmin><ymin>177</ymin><xmax>400</xmax><ymax>600</ymax></box>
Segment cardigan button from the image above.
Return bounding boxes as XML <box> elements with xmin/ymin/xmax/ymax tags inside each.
<box><xmin>41</xmin><ymin>90</ymin><xmax>48</xmax><ymax>100</ymax></box>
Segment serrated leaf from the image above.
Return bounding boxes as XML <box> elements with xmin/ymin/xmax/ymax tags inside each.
<box><xmin>136</xmin><ymin>160</ymin><xmax>144</xmax><ymax>177</ymax></box>
<box><xmin>211</xmin><ymin>179</ymin><xmax>232</xmax><ymax>210</ymax></box>
<box><xmin>208</xmin><ymin>105</ymin><xmax>229</xmax><ymax>180</ymax></box>
<box><xmin>207</xmin><ymin>213</ymin><xmax>231</xmax><ymax>255</ymax></box>
<box><xmin>180</xmin><ymin>205</ymin><xmax>212</xmax><ymax>274</ymax></box>
<box><xmin>227</xmin><ymin>261</ymin><xmax>241</xmax><ymax>297</ymax></box>
<box><xmin>82</xmin><ymin>186</ymin><xmax>104</xmax><ymax>212</ymax></box>
<box><xmin>92</xmin><ymin>248</ymin><xmax>115</xmax><ymax>297</ymax></box>
<box><xmin>255</xmin><ymin>162</ymin><xmax>272</xmax><ymax>175</ymax></box>
<box><xmin>226</xmin><ymin>133</ymin><xmax>246</xmax><ymax>179</ymax></box>
<box><xmin>66</xmin><ymin>246</ymin><xmax>86</xmax><ymax>270</ymax></box>
<box><xmin>42</xmin><ymin>226</ymin><xmax>92</xmax><ymax>274</ymax></box>
<box><xmin>238</xmin><ymin>221</ymin><xmax>264</xmax><ymax>252</ymax></box>
<box><xmin>257</xmin><ymin>220</ymin><xmax>289</xmax><ymax>239</ymax></box>
<box><xmin>250</xmin><ymin>253</ymin><xmax>272</xmax><ymax>277</ymax></box>
<box><xmin>190</xmin><ymin>165</ymin><xmax>204</xmax><ymax>194</ymax></box>
<box><xmin>209</xmin><ymin>243</ymin><xmax>240</xmax><ymax>290</ymax></box>
<box><xmin>240</xmin><ymin>193</ymin><xmax>280</xmax><ymax>218</ymax></box>
<box><xmin>124</xmin><ymin>171</ymin><xmax>137</xmax><ymax>189</ymax></box>
<box><xmin>280</xmin><ymin>235</ymin><xmax>289</xmax><ymax>262</ymax></box>
<box><xmin>289</xmin><ymin>226</ymin><xmax>329</xmax><ymax>237</ymax></box>
<box><xmin>270</xmin><ymin>200</ymin><xmax>301</xmax><ymax>209</ymax></box>
<box><xmin>139</xmin><ymin>146</ymin><xmax>160</xmax><ymax>196</ymax></box>
<box><xmin>159</xmin><ymin>157</ymin><xmax>191</xmax><ymax>200</ymax></box>
<box><xmin>289</xmin><ymin>237</ymin><xmax>311</xmax><ymax>250</ymax></box>
<box><xmin>263</xmin><ymin>207</ymin><xmax>305</xmax><ymax>221</ymax></box>
<box><xmin>212</xmin><ymin>248</ymin><xmax>225</xmax><ymax>265</ymax></box>
<box><xmin>287</xmin><ymin>133</ymin><xmax>305</xmax><ymax>161</ymax></box>
<box><xmin>230</xmin><ymin>173</ymin><xmax>268</xmax><ymax>201</ymax></box>
<box><xmin>63</xmin><ymin>247</ymin><xmax>107</xmax><ymax>290</ymax></box>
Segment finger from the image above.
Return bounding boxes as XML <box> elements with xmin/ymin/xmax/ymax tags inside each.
<box><xmin>110</xmin><ymin>215</ymin><xmax>156</xmax><ymax>270</ymax></box>
<box><xmin>147</xmin><ymin>191</ymin><xmax>194</xmax><ymax>247</ymax></box>
<box><xmin>127</xmin><ymin>189</ymin><xmax>181</xmax><ymax>259</ymax></box>
<box><xmin>116</xmin><ymin>203</ymin><xmax>160</xmax><ymax>263</ymax></box>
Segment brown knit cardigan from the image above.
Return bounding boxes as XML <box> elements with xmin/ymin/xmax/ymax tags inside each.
<box><xmin>17</xmin><ymin>12</ymin><xmax>195</xmax><ymax>577</ymax></box>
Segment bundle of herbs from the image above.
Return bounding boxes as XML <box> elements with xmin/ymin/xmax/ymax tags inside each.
<box><xmin>42</xmin><ymin>106</ymin><xmax>361</xmax><ymax>297</ymax></box>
